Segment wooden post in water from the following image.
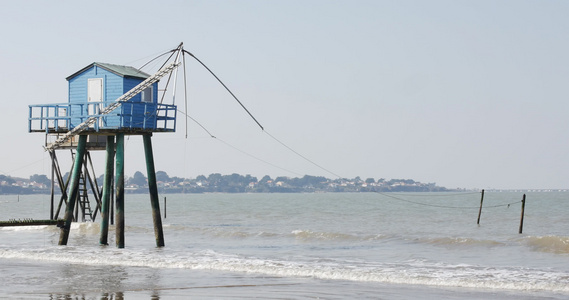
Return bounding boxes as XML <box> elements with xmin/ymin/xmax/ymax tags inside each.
<box><xmin>164</xmin><ymin>197</ymin><xmax>167</xmax><ymax>219</ymax></box>
<box><xmin>99</xmin><ymin>135</ymin><xmax>115</xmax><ymax>245</ymax></box>
<box><xmin>59</xmin><ymin>135</ymin><xmax>87</xmax><ymax>245</ymax></box>
<box><xmin>111</xmin><ymin>180</ymin><xmax>114</xmax><ymax>225</ymax></box>
<box><xmin>115</xmin><ymin>133</ymin><xmax>125</xmax><ymax>248</ymax></box>
<box><xmin>477</xmin><ymin>189</ymin><xmax>485</xmax><ymax>225</ymax></box>
<box><xmin>519</xmin><ymin>194</ymin><xmax>526</xmax><ymax>234</ymax></box>
<box><xmin>143</xmin><ymin>134</ymin><xmax>165</xmax><ymax>247</ymax></box>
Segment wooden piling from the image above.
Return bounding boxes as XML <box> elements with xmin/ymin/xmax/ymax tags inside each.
<box><xmin>519</xmin><ymin>194</ymin><xmax>526</xmax><ymax>234</ymax></box>
<box><xmin>143</xmin><ymin>134</ymin><xmax>165</xmax><ymax>247</ymax></box>
<box><xmin>58</xmin><ymin>135</ymin><xmax>87</xmax><ymax>246</ymax></box>
<box><xmin>164</xmin><ymin>197</ymin><xmax>167</xmax><ymax>219</ymax></box>
<box><xmin>99</xmin><ymin>135</ymin><xmax>115</xmax><ymax>245</ymax></box>
<box><xmin>50</xmin><ymin>151</ymin><xmax>55</xmax><ymax>220</ymax></box>
<box><xmin>115</xmin><ymin>133</ymin><xmax>125</xmax><ymax>248</ymax></box>
<box><xmin>477</xmin><ymin>189</ymin><xmax>485</xmax><ymax>225</ymax></box>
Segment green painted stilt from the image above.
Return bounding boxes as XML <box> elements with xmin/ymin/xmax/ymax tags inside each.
<box><xmin>143</xmin><ymin>134</ymin><xmax>165</xmax><ymax>247</ymax></box>
<box><xmin>99</xmin><ymin>135</ymin><xmax>115</xmax><ymax>245</ymax></box>
<box><xmin>59</xmin><ymin>135</ymin><xmax>87</xmax><ymax>245</ymax></box>
<box><xmin>115</xmin><ymin>133</ymin><xmax>125</xmax><ymax>248</ymax></box>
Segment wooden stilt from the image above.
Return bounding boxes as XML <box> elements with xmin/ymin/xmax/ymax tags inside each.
<box><xmin>111</xmin><ymin>179</ymin><xmax>114</xmax><ymax>225</ymax></box>
<box><xmin>115</xmin><ymin>133</ymin><xmax>125</xmax><ymax>248</ymax></box>
<box><xmin>143</xmin><ymin>134</ymin><xmax>165</xmax><ymax>247</ymax></box>
<box><xmin>477</xmin><ymin>189</ymin><xmax>485</xmax><ymax>225</ymax></box>
<box><xmin>99</xmin><ymin>135</ymin><xmax>115</xmax><ymax>245</ymax></box>
<box><xmin>58</xmin><ymin>135</ymin><xmax>87</xmax><ymax>246</ymax></box>
<box><xmin>50</xmin><ymin>151</ymin><xmax>55</xmax><ymax>220</ymax></box>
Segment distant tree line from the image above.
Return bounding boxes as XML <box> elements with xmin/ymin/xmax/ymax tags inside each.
<box><xmin>119</xmin><ymin>172</ymin><xmax>450</xmax><ymax>194</ymax></box>
<box><xmin>0</xmin><ymin>172</ymin><xmax>452</xmax><ymax>195</ymax></box>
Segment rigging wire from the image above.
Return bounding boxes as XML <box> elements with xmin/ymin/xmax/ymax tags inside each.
<box><xmin>138</xmin><ymin>46</ymin><xmax>177</xmax><ymax>71</ymax></box>
<box><xmin>376</xmin><ymin>191</ymin><xmax>521</xmax><ymax>209</ymax></box>
<box><xmin>145</xmin><ymin>44</ymin><xmax>496</xmax><ymax>208</ymax></box>
<box><xmin>127</xmin><ymin>46</ymin><xmax>176</xmax><ymax>67</ymax></box>
<box><xmin>182</xmin><ymin>49</ymin><xmax>342</xmax><ymax>179</ymax></box>
<box><xmin>157</xmin><ymin>45</ymin><xmax>184</xmax><ymax>105</ymax></box>
<box><xmin>183</xmin><ymin>50</ymin><xmax>264</xmax><ymax>131</ymax></box>
<box><xmin>215</xmin><ymin>138</ymin><xmax>304</xmax><ymax>177</ymax></box>
<box><xmin>176</xmin><ymin>108</ymin><xmax>304</xmax><ymax>177</ymax></box>
<box><xmin>182</xmin><ymin>49</ymin><xmax>189</xmax><ymax>139</ymax></box>
<box><xmin>2</xmin><ymin>158</ymin><xmax>47</xmax><ymax>175</ymax></box>
<box><xmin>159</xmin><ymin>66</ymin><xmax>175</xmax><ymax>105</ymax></box>
<box><xmin>391</xmin><ymin>191</ymin><xmax>481</xmax><ymax>197</ymax></box>
<box><xmin>101</xmin><ymin>45</ymin><xmax>535</xmax><ymax>214</ymax></box>
<box><xmin>263</xmin><ymin>130</ymin><xmax>343</xmax><ymax>179</ymax></box>
<box><xmin>176</xmin><ymin>109</ymin><xmax>216</xmax><ymax>138</ymax></box>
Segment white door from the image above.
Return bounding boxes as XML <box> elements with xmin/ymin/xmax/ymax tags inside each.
<box><xmin>88</xmin><ymin>78</ymin><xmax>103</xmax><ymax>127</ymax></box>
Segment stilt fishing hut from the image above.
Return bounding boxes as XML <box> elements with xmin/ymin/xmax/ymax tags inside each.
<box><xmin>28</xmin><ymin>45</ymin><xmax>184</xmax><ymax>248</ymax></box>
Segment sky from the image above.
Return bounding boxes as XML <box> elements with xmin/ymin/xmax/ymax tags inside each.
<box><xmin>0</xmin><ymin>0</ymin><xmax>568</xmax><ymax>190</ymax></box>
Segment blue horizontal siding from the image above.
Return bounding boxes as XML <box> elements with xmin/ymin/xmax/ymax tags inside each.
<box><xmin>64</xmin><ymin>64</ymin><xmax>164</xmax><ymax>131</ymax></box>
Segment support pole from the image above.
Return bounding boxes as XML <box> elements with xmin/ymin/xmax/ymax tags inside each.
<box><xmin>164</xmin><ymin>197</ymin><xmax>167</xmax><ymax>219</ymax></box>
<box><xmin>143</xmin><ymin>134</ymin><xmax>165</xmax><ymax>247</ymax></box>
<box><xmin>477</xmin><ymin>189</ymin><xmax>485</xmax><ymax>225</ymax></box>
<box><xmin>99</xmin><ymin>135</ymin><xmax>115</xmax><ymax>245</ymax></box>
<box><xmin>111</xmin><ymin>180</ymin><xmax>114</xmax><ymax>225</ymax></box>
<box><xmin>115</xmin><ymin>133</ymin><xmax>125</xmax><ymax>248</ymax></box>
<box><xmin>58</xmin><ymin>135</ymin><xmax>87</xmax><ymax>246</ymax></box>
<box><xmin>519</xmin><ymin>194</ymin><xmax>526</xmax><ymax>234</ymax></box>
<box><xmin>50</xmin><ymin>151</ymin><xmax>55</xmax><ymax>220</ymax></box>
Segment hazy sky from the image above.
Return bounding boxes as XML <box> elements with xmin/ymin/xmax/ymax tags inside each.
<box><xmin>1</xmin><ymin>1</ymin><xmax>568</xmax><ymax>190</ymax></box>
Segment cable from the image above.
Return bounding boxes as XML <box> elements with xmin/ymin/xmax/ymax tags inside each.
<box><xmin>215</xmin><ymin>138</ymin><xmax>304</xmax><ymax>177</ymax></box>
<box><xmin>263</xmin><ymin>130</ymin><xmax>343</xmax><ymax>179</ymax></box>
<box><xmin>2</xmin><ymin>158</ymin><xmax>47</xmax><ymax>175</ymax></box>
<box><xmin>180</xmin><ymin>47</ymin><xmax>344</xmax><ymax>179</ymax></box>
<box><xmin>137</xmin><ymin>50</ymin><xmax>175</xmax><ymax>71</ymax></box>
<box><xmin>393</xmin><ymin>191</ymin><xmax>481</xmax><ymax>197</ymax></box>
<box><xmin>376</xmin><ymin>192</ymin><xmax>522</xmax><ymax>209</ymax></box>
<box><xmin>182</xmin><ymin>50</ymin><xmax>189</xmax><ymax>139</ymax></box>
<box><xmin>176</xmin><ymin>109</ymin><xmax>215</xmax><ymax>138</ymax></box>
<box><xmin>176</xmin><ymin>109</ymin><xmax>303</xmax><ymax>176</ymax></box>
<box><xmin>183</xmin><ymin>50</ymin><xmax>264</xmax><ymax>130</ymax></box>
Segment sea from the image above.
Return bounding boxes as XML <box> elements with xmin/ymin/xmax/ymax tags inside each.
<box><xmin>0</xmin><ymin>191</ymin><xmax>568</xmax><ymax>299</ymax></box>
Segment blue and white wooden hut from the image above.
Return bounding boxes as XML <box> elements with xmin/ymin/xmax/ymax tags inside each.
<box><xmin>28</xmin><ymin>52</ymin><xmax>184</xmax><ymax>249</ymax></box>
<box><xmin>29</xmin><ymin>62</ymin><xmax>176</xmax><ymax>135</ymax></box>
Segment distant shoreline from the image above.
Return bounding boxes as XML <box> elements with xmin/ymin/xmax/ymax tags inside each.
<box><xmin>2</xmin><ymin>173</ymin><xmax>567</xmax><ymax>195</ymax></box>
<box><xmin>2</xmin><ymin>189</ymin><xmax>568</xmax><ymax>196</ymax></box>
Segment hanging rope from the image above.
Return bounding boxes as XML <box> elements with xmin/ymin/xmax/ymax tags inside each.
<box><xmin>376</xmin><ymin>191</ymin><xmax>522</xmax><ymax>209</ymax></box>
<box><xmin>393</xmin><ymin>191</ymin><xmax>480</xmax><ymax>197</ymax></box>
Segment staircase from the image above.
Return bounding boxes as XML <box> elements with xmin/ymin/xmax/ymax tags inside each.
<box><xmin>78</xmin><ymin>173</ymin><xmax>93</xmax><ymax>222</ymax></box>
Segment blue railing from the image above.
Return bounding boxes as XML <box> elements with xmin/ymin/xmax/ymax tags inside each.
<box><xmin>29</xmin><ymin>102</ymin><xmax>176</xmax><ymax>133</ymax></box>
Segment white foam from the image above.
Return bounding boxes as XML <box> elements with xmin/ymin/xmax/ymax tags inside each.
<box><xmin>1</xmin><ymin>247</ymin><xmax>568</xmax><ymax>294</ymax></box>
<box><xmin>0</xmin><ymin>225</ymin><xmax>49</xmax><ymax>231</ymax></box>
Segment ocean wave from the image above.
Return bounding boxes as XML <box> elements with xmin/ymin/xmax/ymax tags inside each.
<box><xmin>523</xmin><ymin>235</ymin><xmax>569</xmax><ymax>254</ymax></box>
<box><xmin>291</xmin><ymin>229</ymin><xmax>385</xmax><ymax>242</ymax></box>
<box><xmin>419</xmin><ymin>237</ymin><xmax>504</xmax><ymax>248</ymax></box>
<box><xmin>0</xmin><ymin>225</ymin><xmax>52</xmax><ymax>232</ymax></box>
<box><xmin>0</xmin><ymin>248</ymin><xmax>568</xmax><ymax>294</ymax></box>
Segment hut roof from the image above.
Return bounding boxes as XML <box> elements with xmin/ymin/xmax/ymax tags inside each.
<box><xmin>66</xmin><ymin>62</ymin><xmax>151</xmax><ymax>81</ymax></box>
